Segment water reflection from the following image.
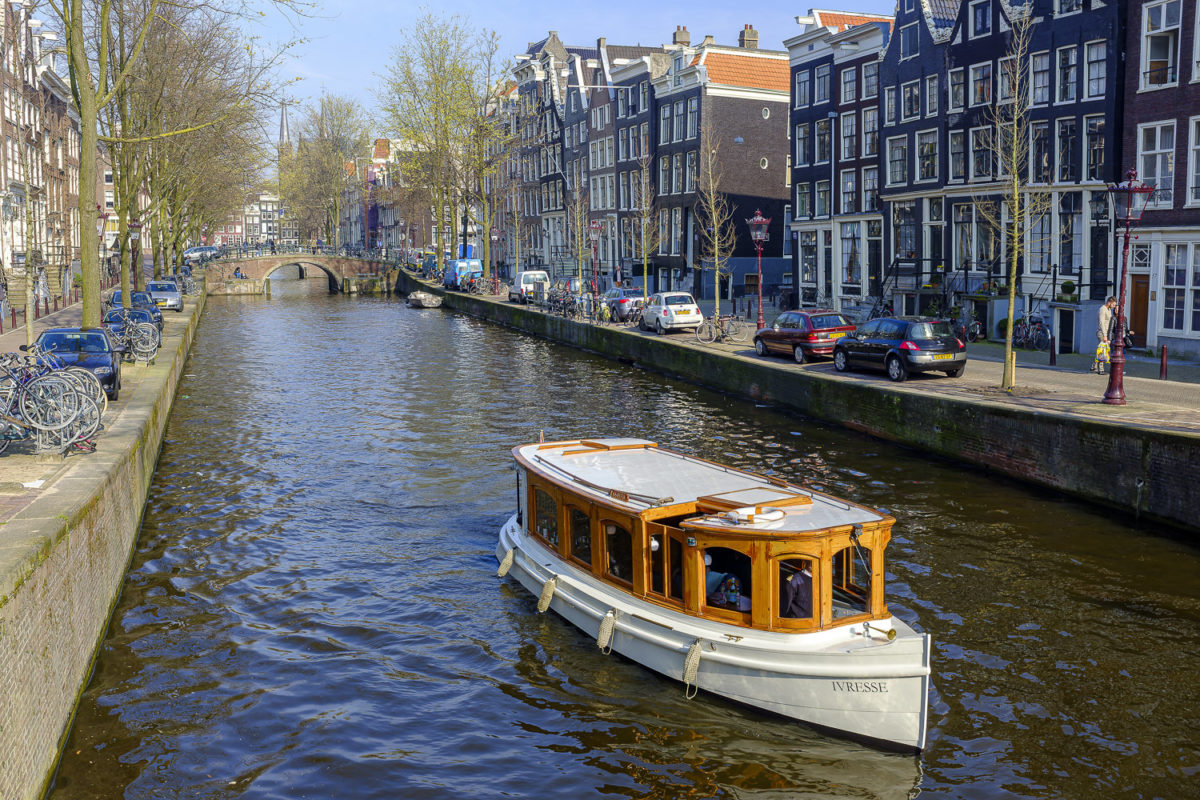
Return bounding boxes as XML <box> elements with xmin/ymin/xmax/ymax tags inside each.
<box><xmin>49</xmin><ymin>291</ymin><xmax>1200</xmax><ymax>799</ymax></box>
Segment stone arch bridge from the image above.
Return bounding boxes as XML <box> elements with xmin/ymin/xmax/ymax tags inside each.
<box><xmin>207</xmin><ymin>255</ymin><xmax>393</xmax><ymax>294</ymax></box>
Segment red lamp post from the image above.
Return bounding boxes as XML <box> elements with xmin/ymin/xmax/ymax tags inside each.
<box><xmin>490</xmin><ymin>226</ymin><xmax>500</xmax><ymax>293</ymax></box>
<box><xmin>746</xmin><ymin>209</ymin><xmax>771</xmax><ymax>330</ymax></box>
<box><xmin>1103</xmin><ymin>169</ymin><xmax>1155</xmax><ymax>405</ymax></box>
<box><xmin>589</xmin><ymin>219</ymin><xmax>602</xmax><ymax>310</ymax></box>
<box><xmin>129</xmin><ymin>217</ymin><xmax>143</xmax><ymax>291</ymax></box>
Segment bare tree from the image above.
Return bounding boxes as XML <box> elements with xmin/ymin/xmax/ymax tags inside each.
<box><xmin>630</xmin><ymin>150</ymin><xmax>662</xmax><ymax>298</ymax></box>
<box><xmin>564</xmin><ymin>184</ymin><xmax>591</xmax><ymax>288</ymax></box>
<box><xmin>696</xmin><ymin>125</ymin><xmax>737</xmax><ymax>319</ymax></box>
<box><xmin>974</xmin><ymin>10</ymin><xmax>1054</xmax><ymax>391</ymax></box>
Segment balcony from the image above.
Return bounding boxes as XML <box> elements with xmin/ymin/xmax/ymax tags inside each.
<box><xmin>1144</xmin><ymin>62</ymin><xmax>1177</xmax><ymax>87</ymax></box>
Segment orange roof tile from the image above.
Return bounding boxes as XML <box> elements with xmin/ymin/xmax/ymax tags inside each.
<box><xmin>811</xmin><ymin>11</ymin><xmax>892</xmax><ymax>32</ymax></box>
<box><xmin>694</xmin><ymin>52</ymin><xmax>790</xmax><ymax>93</ymax></box>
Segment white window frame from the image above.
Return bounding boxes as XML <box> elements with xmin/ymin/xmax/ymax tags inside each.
<box><xmin>886</xmin><ymin>134</ymin><xmax>909</xmax><ymax>186</ymax></box>
<box><xmin>901</xmin><ymin>80</ymin><xmax>920</xmax><ymax>121</ymax></box>
<box><xmin>925</xmin><ymin>75</ymin><xmax>939</xmax><ymax>116</ymax></box>
<box><xmin>948</xmin><ymin>68</ymin><xmax>966</xmax><ymax>111</ymax></box>
<box><xmin>841</xmin><ymin>67</ymin><xmax>857</xmax><ymax>104</ymax></box>
<box><xmin>1057</xmin><ymin>45</ymin><xmax>1078</xmax><ymax>103</ymax></box>
<box><xmin>970</xmin><ymin>62</ymin><xmax>992</xmax><ymax>107</ymax></box>
<box><xmin>796</xmin><ymin>123</ymin><xmax>810</xmax><ymax>165</ymax></box>
<box><xmin>969</xmin><ymin>0</ymin><xmax>991</xmax><ymax>39</ymax></box>
<box><xmin>841</xmin><ymin>112</ymin><xmax>857</xmax><ymax>161</ymax></box>
<box><xmin>1141</xmin><ymin>0</ymin><xmax>1182</xmax><ymax>90</ymax></box>
<box><xmin>969</xmin><ymin>126</ymin><xmax>993</xmax><ymax>181</ymax></box>
<box><xmin>862</xmin><ymin>107</ymin><xmax>879</xmax><ymax>159</ymax></box>
<box><xmin>884</xmin><ymin>87</ymin><xmax>896</xmax><ymax>125</ymax></box>
<box><xmin>899</xmin><ymin>23</ymin><xmax>919</xmax><ymax>60</ymax></box>
<box><xmin>1085</xmin><ymin>40</ymin><xmax>1106</xmax><ymax>99</ymax></box>
<box><xmin>816</xmin><ymin>180</ymin><xmax>831</xmax><ymax>217</ymax></box>
<box><xmin>1031</xmin><ymin>51</ymin><xmax>1050</xmax><ymax>105</ymax></box>
<box><xmin>1188</xmin><ymin>116</ymin><xmax>1200</xmax><ymax>207</ymax></box>
<box><xmin>1138</xmin><ymin>120</ymin><xmax>1176</xmax><ymax>208</ymax></box>
<box><xmin>916</xmin><ymin>128</ymin><xmax>939</xmax><ymax>182</ymax></box>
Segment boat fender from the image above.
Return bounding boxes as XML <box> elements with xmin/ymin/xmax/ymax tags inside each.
<box><xmin>722</xmin><ymin>506</ymin><xmax>786</xmax><ymax>525</ymax></box>
<box><xmin>597</xmin><ymin>609</ymin><xmax>617</xmax><ymax>654</ymax></box>
<box><xmin>497</xmin><ymin>548</ymin><xmax>514</xmax><ymax>578</ymax></box>
<box><xmin>683</xmin><ymin>638</ymin><xmax>703</xmax><ymax>699</ymax></box>
<box><xmin>537</xmin><ymin>576</ymin><xmax>558</xmax><ymax>613</ymax></box>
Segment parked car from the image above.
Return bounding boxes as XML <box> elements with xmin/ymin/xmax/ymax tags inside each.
<box><xmin>27</xmin><ymin>328</ymin><xmax>123</xmax><ymax>400</ymax></box>
<box><xmin>509</xmin><ymin>270</ymin><xmax>551</xmax><ymax>303</ymax></box>
<box><xmin>754</xmin><ymin>309</ymin><xmax>856</xmax><ymax>363</ymax></box>
<box><xmin>641</xmin><ymin>292</ymin><xmax>702</xmax><ymax>334</ymax></box>
<box><xmin>183</xmin><ymin>246</ymin><xmax>218</xmax><ymax>266</ymax></box>
<box><xmin>832</xmin><ymin>316</ymin><xmax>967</xmax><ymax>382</ymax></box>
<box><xmin>145</xmin><ymin>279</ymin><xmax>184</xmax><ymax>312</ymax></box>
<box><xmin>603</xmin><ymin>287</ymin><xmax>646</xmax><ymax>321</ymax></box>
<box><xmin>442</xmin><ymin>258</ymin><xmax>484</xmax><ymax>290</ymax></box>
<box><xmin>107</xmin><ymin>290</ymin><xmax>164</xmax><ymax>330</ymax></box>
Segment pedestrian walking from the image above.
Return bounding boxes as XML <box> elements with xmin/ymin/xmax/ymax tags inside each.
<box><xmin>1092</xmin><ymin>296</ymin><xmax>1117</xmax><ymax>373</ymax></box>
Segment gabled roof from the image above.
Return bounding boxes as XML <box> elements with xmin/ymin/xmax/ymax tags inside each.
<box><xmin>810</xmin><ymin>9</ymin><xmax>893</xmax><ymax>32</ymax></box>
<box><xmin>921</xmin><ymin>0</ymin><xmax>962</xmax><ymax>39</ymax></box>
<box><xmin>607</xmin><ymin>45</ymin><xmax>663</xmax><ymax>61</ymax></box>
<box><xmin>690</xmin><ymin>51</ymin><xmax>790</xmax><ymax>93</ymax></box>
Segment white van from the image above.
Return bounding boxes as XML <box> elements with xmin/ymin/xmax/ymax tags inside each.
<box><xmin>509</xmin><ymin>270</ymin><xmax>550</xmax><ymax>303</ymax></box>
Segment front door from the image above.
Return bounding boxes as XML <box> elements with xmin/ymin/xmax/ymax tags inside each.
<box><xmin>1130</xmin><ymin>275</ymin><xmax>1149</xmax><ymax>347</ymax></box>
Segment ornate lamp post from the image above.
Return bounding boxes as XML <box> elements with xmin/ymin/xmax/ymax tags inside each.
<box><xmin>96</xmin><ymin>205</ymin><xmax>110</xmax><ymax>287</ymax></box>
<box><xmin>128</xmin><ymin>217</ymin><xmax>143</xmax><ymax>291</ymax></box>
<box><xmin>1102</xmin><ymin>169</ymin><xmax>1155</xmax><ymax>405</ymax></box>
<box><xmin>589</xmin><ymin>219</ymin><xmax>602</xmax><ymax>311</ymax></box>
<box><xmin>746</xmin><ymin>209</ymin><xmax>771</xmax><ymax>330</ymax></box>
<box><xmin>490</xmin><ymin>226</ymin><xmax>500</xmax><ymax>293</ymax></box>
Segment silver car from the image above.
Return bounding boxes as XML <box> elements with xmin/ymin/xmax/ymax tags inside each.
<box><xmin>146</xmin><ymin>280</ymin><xmax>184</xmax><ymax>312</ymax></box>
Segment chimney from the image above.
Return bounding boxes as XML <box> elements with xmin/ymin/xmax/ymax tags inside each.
<box><xmin>738</xmin><ymin>24</ymin><xmax>759</xmax><ymax>50</ymax></box>
<box><xmin>700</xmin><ymin>35</ymin><xmax>715</xmax><ymax>47</ymax></box>
<box><xmin>673</xmin><ymin>25</ymin><xmax>691</xmax><ymax>47</ymax></box>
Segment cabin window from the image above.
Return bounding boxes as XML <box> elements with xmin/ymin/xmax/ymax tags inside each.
<box><xmin>533</xmin><ymin>488</ymin><xmax>559</xmax><ymax>547</ymax></box>
<box><xmin>604</xmin><ymin>522</ymin><xmax>633</xmax><ymax>584</ymax></box>
<box><xmin>831</xmin><ymin>544</ymin><xmax>872</xmax><ymax>619</ymax></box>
<box><xmin>650</xmin><ymin>534</ymin><xmax>664</xmax><ymax>593</ymax></box>
<box><xmin>704</xmin><ymin>547</ymin><xmax>752</xmax><ymax>613</ymax></box>
<box><xmin>569</xmin><ymin>507</ymin><xmax>591</xmax><ymax>564</ymax></box>
<box><xmin>778</xmin><ymin>558</ymin><xmax>815</xmax><ymax>621</ymax></box>
<box><xmin>668</xmin><ymin>536</ymin><xmax>683</xmax><ymax>601</ymax></box>
<box><xmin>647</xmin><ymin>531</ymin><xmax>685</xmax><ymax>603</ymax></box>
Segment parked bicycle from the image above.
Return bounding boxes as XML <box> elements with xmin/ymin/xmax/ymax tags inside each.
<box><xmin>696</xmin><ymin>314</ymin><xmax>748</xmax><ymax>344</ymax></box>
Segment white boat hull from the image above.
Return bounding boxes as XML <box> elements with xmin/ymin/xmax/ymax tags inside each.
<box><xmin>497</xmin><ymin>513</ymin><xmax>930</xmax><ymax>751</ymax></box>
<box><xmin>407</xmin><ymin>291</ymin><xmax>442</xmax><ymax>308</ymax></box>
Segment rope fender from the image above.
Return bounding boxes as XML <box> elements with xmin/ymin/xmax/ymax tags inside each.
<box><xmin>537</xmin><ymin>576</ymin><xmax>558</xmax><ymax>613</ymax></box>
<box><xmin>597</xmin><ymin>609</ymin><xmax>617</xmax><ymax>654</ymax></box>
<box><xmin>496</xmin><ymin>548</ymin><xmax>514</xmax><ymax>577</ymax></box>
<box><xmin>683</xmin><ymin>638</ymin><xmax>703</xmax><ymax>699</ymax></box>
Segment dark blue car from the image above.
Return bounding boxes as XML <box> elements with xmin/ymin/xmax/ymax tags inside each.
<box><xmin>108</xmin><ymin>290</ymin><xmax>164</xmax><ymax>331</ymax></box>
<box><xmin>30</xmin><ymin>328</ymin><xmax>123</xmax><ymax>400</ymax></box>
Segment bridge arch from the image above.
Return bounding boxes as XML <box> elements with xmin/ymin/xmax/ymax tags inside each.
<box><xmin>263</xmin><ymin>260</ymin><xmax>341</xmax><ymax>291</ymax></box>
<box><xmin>209</xmin><ymin>254</ymin><xmax>391</xmax><ymax>293</ymax></box>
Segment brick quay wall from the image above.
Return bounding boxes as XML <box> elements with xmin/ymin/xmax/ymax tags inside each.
<box><xmin>0</xmin><ymin>288</ymin><xmax>207</xmax><ymax>799</ymax></box>
<box><xmin>396</xmin><ymin>270</ymin><xmax>1199</xmax><ymax>535</ymax></box>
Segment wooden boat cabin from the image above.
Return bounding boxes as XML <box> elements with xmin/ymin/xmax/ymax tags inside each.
<box><xmin>513</xmin><ymin>439</ymin><xmax>895</xmax><ymax>634</ymax></box>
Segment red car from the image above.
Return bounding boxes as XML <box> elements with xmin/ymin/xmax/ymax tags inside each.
<box><xmin>754</xmin><ymin>309</ymin><xmax>857</xmax><ymax>363</ymax></box>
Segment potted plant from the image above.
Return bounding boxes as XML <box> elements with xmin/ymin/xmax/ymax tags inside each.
<box><xmin>1058</xmin><ymin>280</ymin><xmax>1078</xmax><ymax>302</ymax></box>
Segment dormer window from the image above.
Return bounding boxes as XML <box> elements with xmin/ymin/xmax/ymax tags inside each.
<box><xmin>970</xmin><ymin>1</ymin><xmax>991</xmax><ymax>38</ymax></box>
<box><xmin>900</xmin><ymin>23</ymin><xmax>918</xmax><ymax>59</ymax></box>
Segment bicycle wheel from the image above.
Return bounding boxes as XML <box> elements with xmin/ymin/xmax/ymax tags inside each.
<box><xmin>696</xmin><ymin>319</ymin><xmax>717</xmax><ymax>344</ymax></box>
<box><xmin>66</xmin><ymin>368</ymin><xmax>108</xmax><ymax>416</ymax></box>
<box><xmin>19</xmin><ymin>375</ymin><xmax>81</xmax><ymax>431</ymax></box>
<box><xmin>1034</xmin><ymin>328</ymin><xmax>1051</xmax><ymax>351</ymax></box>
<box><xmin>726</xmin><ymin>317</ymin><xmax>748</xmax><ymax>343</ymax></box>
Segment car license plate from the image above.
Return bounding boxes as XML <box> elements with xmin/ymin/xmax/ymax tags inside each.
<box><xmin>156</xmin><ymin>300</ymin><xmax>166</xmax><ymax>305</ymax></box>
<box><xmin>828</xmin><ymin>332</ymin><xmax>845</xmax><ymax>339</ymax></box>
<box><xmin>933</xmin><ymin>353</ymin><xmax>953</xmax><ymax>361</ymax></box>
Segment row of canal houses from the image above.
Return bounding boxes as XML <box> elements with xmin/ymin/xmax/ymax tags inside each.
<box><xmin>497</xmin><ymin>0</ymin><xmax>1200</xmax><ymax>356</ymax></box>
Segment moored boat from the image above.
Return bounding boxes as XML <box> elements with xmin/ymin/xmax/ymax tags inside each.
<box><xmin>496</xmin><ymin>438</ymin><xmax>931</xmax><ymax>751</ymax></box>
<box><xmin>406</xmin><ymin>291</ymin><xmax>442</xmax><ymax>308</ymax></box>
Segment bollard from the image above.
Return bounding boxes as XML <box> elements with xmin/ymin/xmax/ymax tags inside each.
<box><xmin>1161</xmin><ymin>344</ymin><xmax>1168</xmax><ymax>380</ymax></box>
<box><xmin>1049</xmin><ymin>335</ymin><xmax>1056</xmax><ymax>366</ymax></box>
<box><xmin>10</xmin><ymin>308</ymin><xmax>15</xmax><ymax>329</ymax></box>
<box><xmin>53</xmin><ymin>296</ymin><xmax>58</xmax><ymax>312</ymax></box>
<box><xmin>44</xmin><ymin>297</ymin><xmax>49</xmax><ymax>316</ymax></box>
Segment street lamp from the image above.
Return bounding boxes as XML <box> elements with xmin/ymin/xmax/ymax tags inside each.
<box><xmin>589</xmin><ymin>220</ymin><xmax>602</xmax><ymax>312</ymax></box>
<box><xmin>129</xmin><ymin>217</ymin><xmax>143</xmax><ymax>291</ymax></box>
<box><xmin>1103</xmin><ymin>168</ymin><xmax>1155</xmax><ymax>405</ymax></box>
<box><xmin>746</xmin><ymin>209</ymin><xmax>771</xmax><ymax>330</ymax></box>
<box><xmin>490</xmin><ymin>226</ymin><xmax>500</xmax><ymax>293</ymax></box>
<box><xmin>96</xmin><ymin>204</ymin><xmax>110</xmax><ymax>287</ymax></box>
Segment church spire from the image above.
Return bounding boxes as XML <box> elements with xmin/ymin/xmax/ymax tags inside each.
<box><xmin>279</xmin><ymin>101</ymin><xmax>292</xmax><ymax>149</ymax></box>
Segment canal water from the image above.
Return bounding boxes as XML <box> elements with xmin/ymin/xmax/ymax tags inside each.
<box><xmin>50</xmin><ymin>280</ymin><xmax>1200</xmax><ymax>799</ymax></box>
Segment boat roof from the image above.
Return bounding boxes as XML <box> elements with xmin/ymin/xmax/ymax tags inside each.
<box><xmin>517</xmin><ymin>439</ymin><xmax>884</xmax><ymax>533</ymax></box>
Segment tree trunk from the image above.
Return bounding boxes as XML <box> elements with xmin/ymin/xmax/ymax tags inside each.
<box><xmin>74</xmin><ymin>1</ymin><xmax>101</xmax><ymax>329</ymax></box>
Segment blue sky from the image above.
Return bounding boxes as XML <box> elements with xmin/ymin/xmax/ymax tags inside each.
<box><xmin>261</xmin><ymin>0</ymin><xmax>898</xmax><ymax>123</ymax></box>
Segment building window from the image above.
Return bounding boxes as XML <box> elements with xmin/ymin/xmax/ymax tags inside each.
<box><xmin>841</xmin><ymin>222</ymin><xmax>862</xmax><ymax>286</ymax></box>
<box><xmin>893</xmin><ymin>200</ymin><xmax>917</xmax><ymax>260</ymax></box>
<box><xmin>1142</xmin><ymin>0</ymin><xmax>1181</xmax><ymax>87</ymax></box>
<box><xmin>902</xmin><ymin>81</ymin><xmax>920</xmax><ymax>120</ymax></box>
<box><xmin>863</xmin><ymin>107</ymin><xmax>879</xmax><ymax>157</ymax></box>
<box><xmin>1057</xmin><ymin>47</ymin><xmax>1078</xmax><ymax>102</ymax></box>
<box><xmin>885</xmin><ymin>87</ymin><xmax>896</xmax><ymax>125</ymax></box>
<box><xmin>1085</xmin><ymin>41</ymin><xmax>1106</xmax><ymax>98</ymax></box>
<box><xmin>863</xmin><ymin>62</ymin><xmax>879</xmax><ymax>98</ymax></box>
<box><xmin>949</xmin><ymin>69</ymin><xmax>965</xmax><ymax>110</ymax></box>
<box><xmin>796</xmin><ymin>182</ymin><xmax>811</xmax><ymax>217</ymax></box>
<box><xmin>950</xmin><ymin>130</ymin><xmax>966</xmax><ymax>180</ymax></box>
<box><xmin>1139</xmin><ymin>122</ymin><xmax>1175</xmax><ymax>206</ymax></box>
<box><xmin>1031</xmin><ymin>52</ymin><xmax>1050</xmax><ymax>104</ymax></box>
<box><xmin>900</xmin><ymin>23</ymin><xmax>918</xmax><ymax>59</ymax></box>
<box><xmin>687</xmin><ymin>97</ymin><xmax>699</xmax><ymax>138</ymax></box>
<box><xmin>840</xmin><ymin>169</ymin><xmax>857</xmax><ymax>214</ymax></box>
<box><xmin>1189</xmin><ymin>118</ymin><xmax>1200</xmax><ymax>205</ymax></box>
<box><xmin>971</xmin><ymin>0</ymin><xmax>991</xmax><ymax>37</ymax></box>
<box><xmin>795</xmin><ymin>70</ymin><xmax>811</xmax><ymax>106</ymax></box>
<box><xmin>1028</xmin><ymin>208</ymin><xmax>1051</xmax><ymax>273</ymax></box>
<box><xmin>659</xmin><ymin>105</ymin><xmax>671</xmax><ymax>144</ymax></box>
<box><xmin>971</xmin><ymin>63</ymin><xmax>992</xmax><ymax>106</ymax></box>
<box><xmin>862</xmin><ymin>166</ymin><xmax>879</xmax><ymax>211</ymax></box>
<box><xmin>671</xmin><ymin>207</ymin><xmax>681</xmax><ymax>254</ymax></box>
<box><xmin>998</xmin><ymin>57</ymin><xmax>1014</xmax><ymax>102</ymax></box>
<box><xmin>841</xmin><ymin>113</ymin><xmax>857</xmax><ymax>160</ymax></box>
<box><xmin>674</xmin><ymin>101</ymin><xmax>685</xmax><ymax>142</ymax></box>
<box><xmin>686</xmin><ymin>151</ymin><xmax>697</xmax><ymax>192</ymax></box>
<box><xmin>971</xmin><ymin>127</ymin><xmax>992</xmax><ymax>179</ymax></box>
<box><xmin>796</xmin><ymin>123</ymin><xmax>810</xmax><ymax>165</ymax></box>
<box><xmin>816</xmin><ymin>119</ymin><xmax>831</xmax><ymax>163</ymax></box>
<box><xmin>816</xmin><ymin>180</ymin><xmax>831</xmax><ymax>217</ymax></box>
<box><xmin>659</xmin><ymin>156</ymin><xmax>670</xmax><ymax>194</ymax></box>
<box><xmin>1057</xmin><ymin>118</ymin><xmax>1078</xmax><ymax>182</ymax></box>
<box><xmin>917</xmin><ymin>130</ymin><xmax>938</xmax><ymax>181</ymax></box>
<box><xmin>1086</xmin><ymin>116</ymin><xmax>1105</xmax><ymax>182</ymax></box>
<box><xmin>925</xmin><ymin>75</ymin><xmax>938</xmax><ymax>116</ymax></box>
<box><xmin>1059</xmin><ymin>193</ymin><xmax>1083</xmax><ymax>275</ymax></box>
<box><xmin>841</xmin><ymin>67</ymin><xmax>857</xmax><ymax>103</ymax></box>
<box><xmin>887</xmin><ymin>135</ymin><xmax>908</xmax><ymax>185</ymax></box>
<box><xmin>1163</xmin><ymin>243</ymin><xmax>1186</xmax><ymax>330</ymax></box>
<box><xmin>815</xmin><ymin>64</ymin><xmax>831</xmax><ymax>103</ymax></box>
<box><xmin>800</xmin><ymin>230</ymin><xmax>817</xmax><ymax>282</ymax></box>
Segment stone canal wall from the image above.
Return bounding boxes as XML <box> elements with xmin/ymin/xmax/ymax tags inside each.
<box><xmin>395</xmin><ymin>270</ymin><xmax>1199</xmax><ymax>534</ymax></box>
<box><xmin>0</xmin><ymin>289</ymin><xmax>206</xmax><ymax>799</ymax></box>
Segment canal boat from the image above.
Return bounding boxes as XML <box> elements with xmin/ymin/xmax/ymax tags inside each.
<box><xmin>496</xmin><ymin>438</ymin><xmax>931</xmax><ymax>751</ymax></box>
<box><xmin>406</xmin><ymin>290</ymin><xmax>442</xmax><ymax>308</ymax></box>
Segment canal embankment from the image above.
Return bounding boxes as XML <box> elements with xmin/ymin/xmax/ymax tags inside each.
<box><xmin>395</xmin><ymin>269</ymin><xmax>1200</xmax><ymax>535</ymax></box>
<box><xmin>0</xmin><ymin>285</ymin><xmax>206</xmax><ymax>800</ymax></box>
